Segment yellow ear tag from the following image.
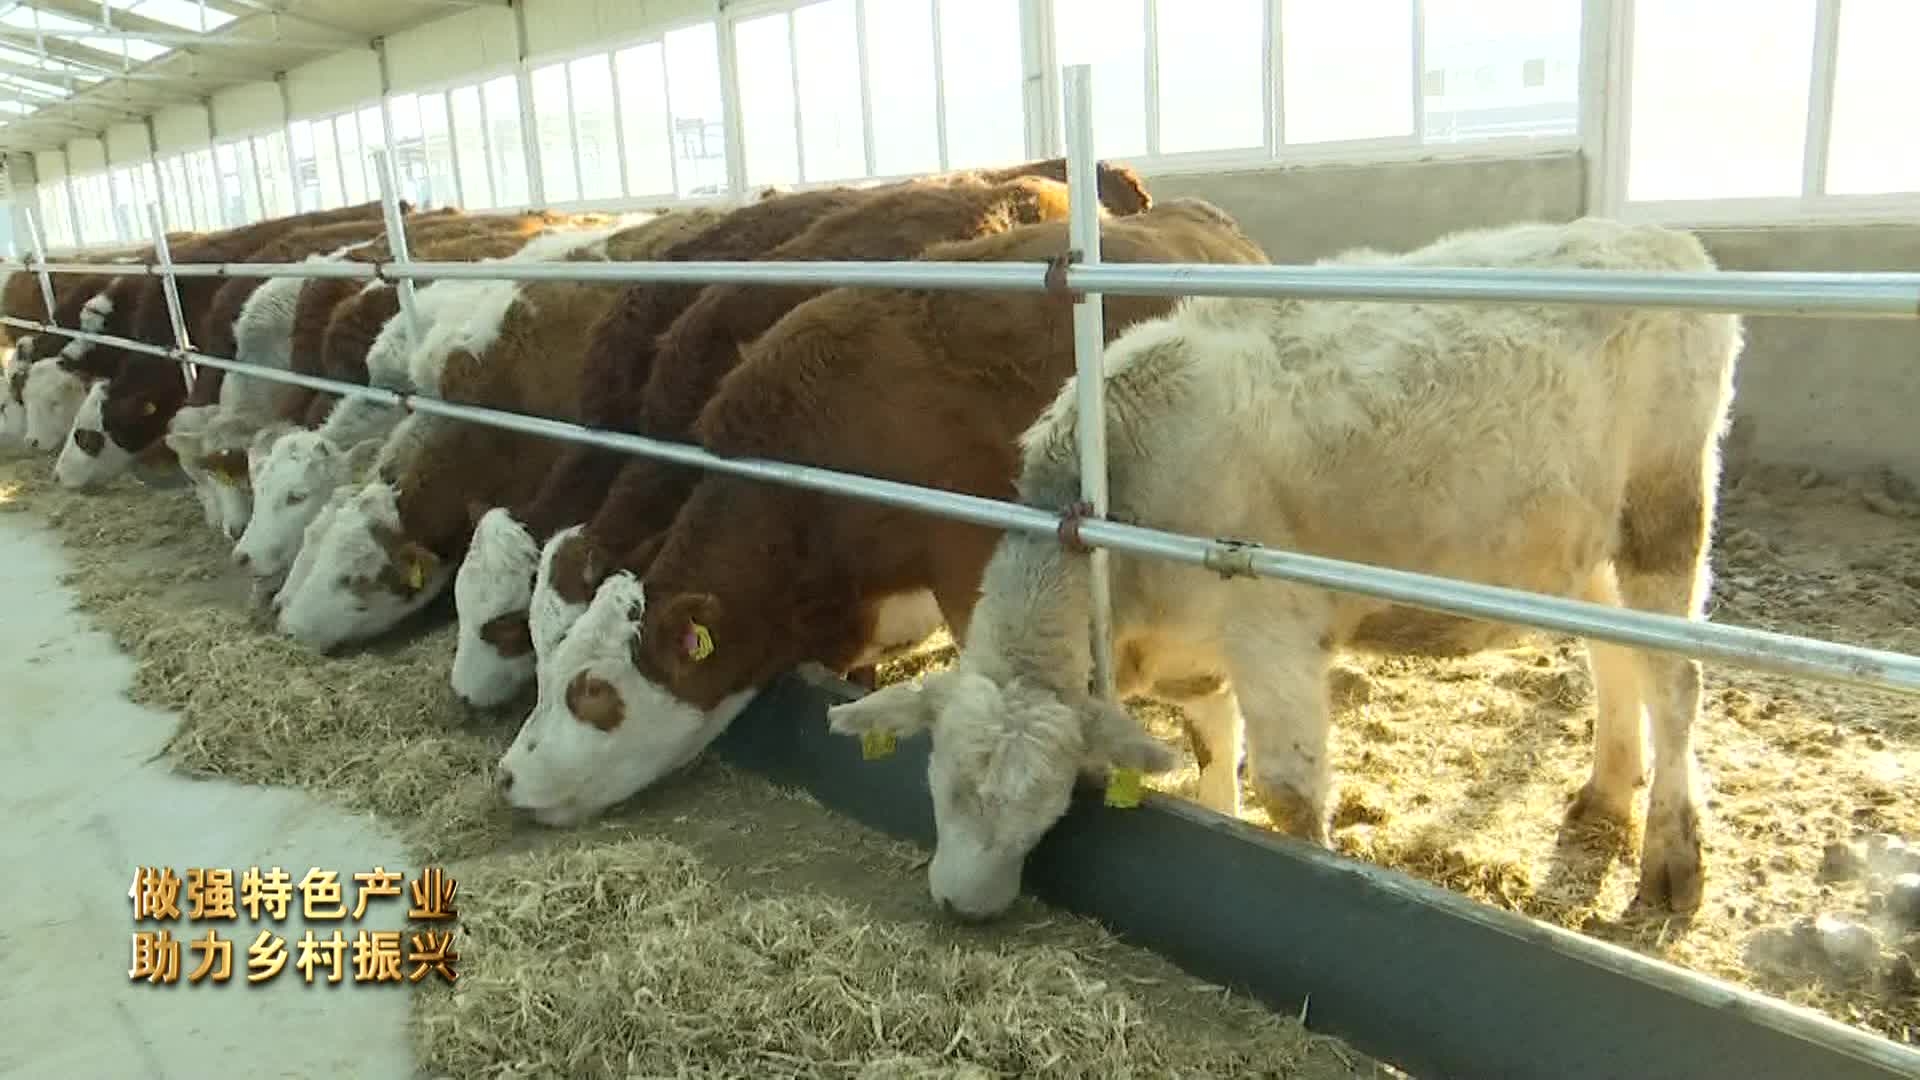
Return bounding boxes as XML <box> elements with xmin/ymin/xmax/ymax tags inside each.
<box><xmin>142</xmin><ymin>401</ymin><xmax>156</xmax><ymax>416</ymax></box>
<box><xmin>1104</xmin><ymin>767</ymin><xmax>1144</xmax><ymax>809</ymax></box>
<box><xmin>406</xmin><ymin>560</ymin><xmax>425</xmax><ymax>591</ymax></box>
<box><xmin>861</xmin><ymin>729</ymin><xmax>897</xmax><ymax>761</ymax></box>
<box><xmin>684</xmin><ymin>621</ymin><xmax>715</xmax><ymax>662</ymax></box>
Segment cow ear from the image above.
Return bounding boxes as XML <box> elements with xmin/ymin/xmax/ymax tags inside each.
<box><xmin>826</xmin><ymin>668</ymin><xmax>963</xmax><ymax>744</ymax></box>
<box><xmin>1080</xmin><ymin>697</ymin><xmax>1177</xmax><ymax>775</ymax></box>
<box><xmin>644</xmin><ymin>592</ymin><xmax>721</xmax><ymax>673</ymax></box>
<box><xmin>141</xmin><ymin>400</ymin><xmax>157</xmax><ymax>416</ymax></box>
<box><xmin>395</xmin><ymin>542</ymin><xmax>440</xmax><ymax>594</ymax></box>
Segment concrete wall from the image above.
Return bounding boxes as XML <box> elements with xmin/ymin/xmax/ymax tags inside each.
<box><xmin>1147</xmin><ymin>150</ymin><xmax>1587</xmax><ymax>263</ymax></box>
<box><xmin>1695</xmin><ymin>225</ymin><xmax>1920</xmax><ymax>484</ymax></box>
<box><xmin>1152</xmin><ymin>149</ymin><xmax>1920</xmax><ymax>483</ymax></box>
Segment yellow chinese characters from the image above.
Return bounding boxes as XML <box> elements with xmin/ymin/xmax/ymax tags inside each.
<box><xmin>127</xmin><ymin>865</ymin><xmax>460</xmax><ymax>986</ymax></box>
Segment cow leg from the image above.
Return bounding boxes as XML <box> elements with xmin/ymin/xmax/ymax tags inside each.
<box><xmin>1616</xmin><ymin>468</ymin><xmax>1714</xmax><ymax>912</ymax></box>
<box><xmin>1224</xmin><ymin>603</ymin><xmax>1335</xmax><ymax>845</ymax></box>
<box><xmin>1153</xmin><ymin>672</ymin><xmax>1243</xmax><ymax>816</ymax></box>
<box><xmin>1569</xmin><ymin>562</ymin><xmax>1649</xmax><ymax>826</ymax></box>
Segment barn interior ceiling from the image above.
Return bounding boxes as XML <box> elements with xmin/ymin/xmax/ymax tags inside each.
<box><xmin>0</xmin><ymin>0</ymin><xmax>471</xmax><ymax>153</ymax></box>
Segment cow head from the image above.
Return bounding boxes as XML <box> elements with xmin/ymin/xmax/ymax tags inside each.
<box><xmin>450</xmin><ymin>505</ymin><xmax>541</xmax><ymax>710</ymax></box>
<box><xmin>234</xmin><ymin>429</ymin><xmax>378</xmax><ymax>587</ymax></box>
<box><xmin>23</xmin><ymin>358</ymin><xmax>89</xmax><ymax>451</ymax></box>
<box><xmin>527</xmin><ymin>524</ymin><xmax>607</xmax><ymax>667</ymax></box>
<box><xmin>273</xmin><ymin>479</ymin><xmax>448</xmax><ymax>654</ymax></box>
<box><xmin>826</xmin><ymin>663</ymin><xmax>1175</xmax><ymax>922</ymax></box>
<box><xmin>54</xmin><ymin>380</ymin><xmax>136</xmax><ymax>490</ymax></box>
<box><xmin>162</xmin><ymin>405</ymin><xmax>222</xmax><ymax>529</ymax></box>
<box><xmin>495</xmin><ymin>571</ymin><xmax>755</xmax><ymax>827</ymax></box>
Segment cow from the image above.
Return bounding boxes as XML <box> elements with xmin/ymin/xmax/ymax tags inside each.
<box><xmin>493</xmin><ymin>198</ymin><xmax>1269</xmax><ymax>828</ymax></box>
<box><xmin>232</xmin><ymin>219</ymin><xmax>648</xmax><ymax>601</ymax></box>
<box><xmin>166</xmin><ymin>212</ymin><xmax>563</xmax><ymax>541</ymax></box>
<box><xmin>271</xmin><ymin>217</ymin><xmax>699</xmax><ymax>654</ymax></box>
<box><xmin>822</xmin><ymin>217</ymin><xmax>1745</xmax><ymax>921</ymax></box>
<box><xmin>51</xmin><ymin>201</ymin><xmax>398</xmax><ymax>489</ymax></box>
<box><xmin>454</xmin><ymin>161</ymin><xmax>1152</xmax><ymax>710</ymax></box>
<box><xmin>17</xmin><ymin>272</ymin><xmax>122</xmax><ymax>451</ymax></box>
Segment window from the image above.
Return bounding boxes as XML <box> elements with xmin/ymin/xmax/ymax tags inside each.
<box><xmin>416</xmin><ymin>92</ymin><xmax>461</xmax><ymax>208</ymax></box>
<box><xmin>73</xmin><ymin>173</ymin><xmax>115</xmax><ymax>247</ymax></box>
<box><xmin>1053</xmin><ymin>0</ymin><xmax>1148</xmax><ymax>159</ymax></box>
<box><xmin>939</xmin><ymin>0</ymin><xmax>1025</xmax><ymax>168</ymax></box>
<box><xmin>184</xmin><ymin>147</ymin><xmax>220</xmax><ymax>229</ymax></box>
<box><xmin>734</xmin><ymin>11</ymin><xmax>801</xmax><ymax>185</ymax></box>
<box><xmin>108</xmin><ymin>165</ymin><xmax>143</xmax><ymax>241</ymax></box>
<box><xmin>532</xmin><ymin>62</ymin><xmax>580</xmax><ymax>202</ymax></box>
<box><xmin>483</xmin><ymin>76</ymin><xmax>530</xmax><ymax>206</ymax></box>
<box><xmin>570</xmin><ymin>55</ymin><xmax>622</xmax><ymax>201</ymax></box>
<box><xmin>214</xmin><ymin>141</ymin><xmax>251</xmax><ymax>225</ymax></box>
<box><xmin>384</xmin><ymin>94</ymin><xmax>434</xmax><ymax>207</ymax></box>
<box><xmin>1282</xmin><ymin>0</ymin><xmax>1415</xmax><ymax>145</ymax></box>
<box><xmin>792</xmin><ymin>0</ymin><xmax>865</xmax><ymax>182</ymax></box>
<box><xmin>356</xmin><ymin>107</ymin><xmax>388</xmax><ymax>200</ymax></box>
<box><xmin>662</xmin><ymin>23</ymin><xmax>728</xmax><ymax>196</ymax></box>
<box><xmin>450</xmin><ymin>84</ymin><xmax>495</xmax><ymax>209</ymax></box>
<box><xmin>862</xmin><ymin>0</ymin><xmax>939</xmax><ymax>176</ymax></box>
<box><xmin>1626</xmin><ymin>0</ymin><xmax>1815</xmax><ymax>202</ymax></box>
<box><xmin>39</xmin><ymin>182</ymin><xmax>76</xmax><ymax>251</ymax></box>
<box><xmin>159</xmin><ymin>156</ymin><xmax>194</xmax><ymax>233</ymax></box>
<box><xmin>1824</xmin><ymin>0</ymin><xmax>1920</xmax><ymax>196</ymax></box>
<box><xmin>252</xmin><ymin>130</ymin><xmax>296</xmax><ymax>218</ymax></box>
<box><xmin>1422</xmin><ymin>0</ymin><xmax>1581</xmax><ymax>143</ymax></box>
<box><xmin>334</xmin><ymin>112</ymin><xmax>367</xmax><ymax>205</ymax></box>
<box><xmin>615</xmin><ymin>42</ymin><xmax>676</xmax><ymax>197</ymax></box>
<box><xmin>1155</xmin><ymin>0</ymin><xmax>1265</xmax><ymax>154</ymax></box>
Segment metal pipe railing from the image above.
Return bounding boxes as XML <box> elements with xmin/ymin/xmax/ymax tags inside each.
<box><xmin>4</xmin><ymin>259</ymin><xmax>1919</xmax><ymax>318</ymax></box>
<box><xmin>5</xmin><ymin>307</ymin><xmax>1920</xmax><ymax>701</ymax></box>
<box><xmin>1064</xmin><ymin>65</ymin><xmax>1117</xmax><ymax>701</ymax></box>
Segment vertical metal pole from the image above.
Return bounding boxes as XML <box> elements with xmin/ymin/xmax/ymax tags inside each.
<box><xmin>1062</xmin><ymin>63</ymin><xmax>1115</xmax><ymax>700</ymax></box>
<box><xmin>147</xmin><ymin>202</ymin><xmax>193</xmax><ymax>390</ymax></box>
<box><xmin>22</xmin><ymin>206</ymin><xmax>58</xmax><ymax>329</ymax></box>
<box><xmin>371</xmin><ymin>147</ymin><xmax>423</xmax><ymax>343</ymax></box>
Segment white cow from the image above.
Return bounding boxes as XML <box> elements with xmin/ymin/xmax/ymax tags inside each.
<box><xmin>826</xmin><ymin>217</ymin><xmax>1744</xmax><ymax>921</ymax></box>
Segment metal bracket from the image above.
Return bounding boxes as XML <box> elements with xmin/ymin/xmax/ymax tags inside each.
<box><xmin>1203</xmin><ymin>538</ymin><xmax>1260</xmax><ymax>580</ymax></box>
<box><xmin>1057</xmin><ymin>498</ymin><xmax>1098</xmax><ymax>554</ymax></box>
<box><xmin>1045</xmin><ymin>249</ymin><xmax>1085</xmax><ymax>303</ymax></box>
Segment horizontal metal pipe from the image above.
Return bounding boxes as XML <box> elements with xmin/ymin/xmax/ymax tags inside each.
<box><xmin>2</xmin><ymin>258</ymin><xmax>1918</xmax><ymax>317</ymax></box>
<box><xmin>8</xmin><ymin>311</ymin><xmax>1920</xmax><ymax>700</ymax></box>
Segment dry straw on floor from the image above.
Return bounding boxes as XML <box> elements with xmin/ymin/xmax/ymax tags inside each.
<box><xmin>0</xmin><ymin>449</ymin><xmax>1364</xmax><ymax>1078</ymax></box>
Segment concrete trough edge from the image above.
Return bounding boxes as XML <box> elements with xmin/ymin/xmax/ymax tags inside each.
<box><xmin>711</xmin><ymin>669</ymin><xmax>1920</xmax><ymax>1080</ymax></box>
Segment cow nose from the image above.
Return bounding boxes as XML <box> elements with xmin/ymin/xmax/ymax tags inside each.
<box><xmin>495</xmin><ymin>766</ymin><xmax>514</xmax><ymax>796</ymax></box>
<box><xmin>233</xmin><ymin>549</ymin><xmax>252</xmax><ymax>570</ymax></box>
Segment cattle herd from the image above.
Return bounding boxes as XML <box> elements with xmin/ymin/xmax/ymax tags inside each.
<box><xmin>0</xmin><ymin>157</ymin><xmax>1746</xmax><ymax>924</ymax></box>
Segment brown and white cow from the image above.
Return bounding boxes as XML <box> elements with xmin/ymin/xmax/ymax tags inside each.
<box><xmin>456</xmin><ymin>159</ymin><xmax>1153</xmax><ymax>710</ymax></box>
<box><xmin>495</xmin><ymin>198</ymin><xmax>1270</xmax><ymax>826</ymax></box>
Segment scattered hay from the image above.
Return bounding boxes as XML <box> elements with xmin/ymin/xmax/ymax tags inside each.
<box><xmin>0</xmin><ymin>449</ymin><xmax>1359</xmax><ymax>1076</ymax></box>
<box><xmin>417</xmin><ymin>836</ymin><xmax>1341</xmax><ymax>1079</ymax></box>
<box><xmin>876</xmin><ymin>463</ymin><xmax>1920</xmax><ymax>1047</ymax></box>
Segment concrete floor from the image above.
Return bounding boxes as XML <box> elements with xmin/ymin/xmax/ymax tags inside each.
<box><xmin>0</xmin><ymin>513</ymin><xmax>416</xmax><ymax>1079</ymax></box>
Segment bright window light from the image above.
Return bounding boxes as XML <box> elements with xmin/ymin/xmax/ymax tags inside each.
<box><xmin>1626</xmin><ymin>0</ymin><xmax>1816</xmax><ymax>202</ymax></box>
<box><xmin>1155</xmin><ymin>0</ymin><xmax>1265</xmax><ymax>155</ymax></box>
<box><xmin>109</xmin><ymin>0</ymin><xmax>237</xmax><ymax>33</ymax></box>
<box><xmin>735</xmin><ymin>12</ymin><xmax>800</xmax><ymax>185</ymax></box>
<box><xmin>1421</xmin><ymin>0</ymin><xmax>1581</xmax><ymax>142</ymax></box>
<box><xmin>1053</xmin><ymin>0</ymin><xmax>1147</xmax><ymax>159</ymax></box>
<box><xmin>793</xmin><ymin>0</ymin><xmax>866</xmax><ymax>183</ymax></box>
<box><xmin>862</xmin><ymin>0</ymin><xmax>939</xmax><ymax>176</ymax></box>
<box><xmin>1281</xmin><ymin>0</ymin><xmax>1416</xmax><ymax>145</ymax></box>
<box><xmin>1824</xmin><ymin>0</ymin><xmax>1920</xmax><ymax>196</ymax></box>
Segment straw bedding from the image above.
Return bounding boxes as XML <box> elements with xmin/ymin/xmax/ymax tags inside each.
<box><xmin>0</xmin><ymin>448</ymin><xmax>1368</xmax><ymax>1078</ymax></box>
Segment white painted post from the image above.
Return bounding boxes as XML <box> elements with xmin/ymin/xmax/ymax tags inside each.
<box><xmin>21</xmin><ymin>206</ymin><xmax>57</xmax><ymax>330</ymax></box>
<box><xmin>370</xmin><ymin>147</ymin><xmax>423</xmax><ymax>343</ymax></box>
<box><xmin>1062</xmin><ymin>63</ymin><xmax>1116</xmax><ymax>701</ymax></box>
<box><xmin>146</xmin><ymin>202</ymin><xmax>193</xmax><ymax>390</ymax></box>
